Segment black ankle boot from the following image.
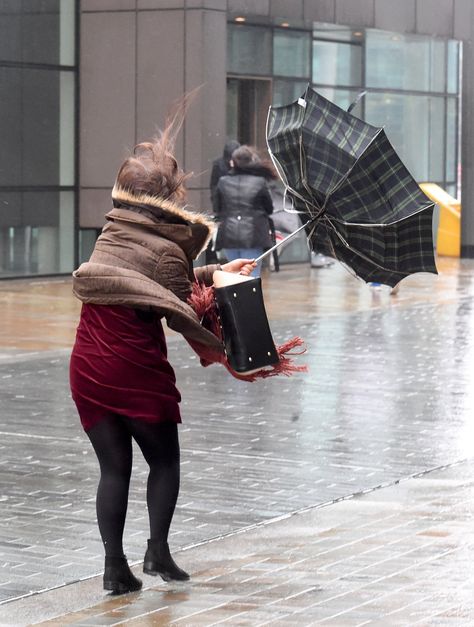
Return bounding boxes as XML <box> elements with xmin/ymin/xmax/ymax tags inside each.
<box><xmin>143</xmin><ymin>540</ymin><xmax>189</xmax><ymax>581</ymax></box>
<box><xmin>103</xmin><ymin>556</ymin><xmax>143</xmax><ymax>594</ymax></box>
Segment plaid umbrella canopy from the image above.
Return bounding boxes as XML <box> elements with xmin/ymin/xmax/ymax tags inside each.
<box><xmin>265</xmin><ymin>85</ymin><xmax>438</xmax><ymax>287</ymax></box>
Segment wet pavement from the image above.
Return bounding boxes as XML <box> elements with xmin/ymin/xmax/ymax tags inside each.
<box><xmin>0</xmin><ymin>257</ymin><xmax>474</xmax><ymax>624</ymax></box>
<box><xmin>5</xmin><ymin>459</ymin><xmax>473</xmax><ymax>626</ymax></box>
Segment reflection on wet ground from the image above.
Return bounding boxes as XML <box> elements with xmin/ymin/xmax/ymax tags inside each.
<box><xmin>0</xmin><ymin>257</ymin><xmax>472</xmax><ymax>607</ymax></box>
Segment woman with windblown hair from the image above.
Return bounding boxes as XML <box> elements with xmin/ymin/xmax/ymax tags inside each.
<box><xmin>69</xmin><ymin>113</ymin><xmax>255</xmax><ymax>594</ymax></box>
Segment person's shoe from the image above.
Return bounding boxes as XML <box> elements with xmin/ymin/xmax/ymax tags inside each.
<box><xmin>103</xmin><ymin>556</ymin><xmax>142</xmax><ymax>594</ymax></box>
<box><xmin>310</xmin><ymin>252</ymin><xmax>334</xmax><ymax>268</ymax></box>
<box><xmin>143</xmin><ymin>539</ymin><xmax>190</xmax><ymax>582</ymax></box>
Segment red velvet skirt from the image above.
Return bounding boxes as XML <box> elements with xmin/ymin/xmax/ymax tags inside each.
<box><xmin>70</xmin><ymin>304</ymin><xmax>181</xmax><ymax>432</ymax></box>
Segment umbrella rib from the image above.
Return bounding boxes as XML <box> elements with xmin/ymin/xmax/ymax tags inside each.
<box><xmin>266</xmin><ymin>100</ymin><xmax>324</xmax><ymax>217</ymax></box>
<box><xmin>329</xmin><ymin>201</ymin><xmax>436</xmax><ymax>227</ymax></box>
<box><xmin>324</xmin><ymin>217</ymin><xmax>407</xmax><ymax>275</ymax></box>
<box><xmin>267</xmin><ymin>141</ymin><xmax>321</xmax><ymax>215</ymax></box>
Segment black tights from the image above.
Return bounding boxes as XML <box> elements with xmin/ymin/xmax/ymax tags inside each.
<box><xmin>86</xmin><ymin>416</ymin><xmax>180</xmax><ymax>558</ymax></box>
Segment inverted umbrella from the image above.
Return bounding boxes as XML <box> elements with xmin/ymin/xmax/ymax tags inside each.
<box><xmin>262</xmin><ymin>85</ymin><xmax>437</xmax><ymax>287</ymax></box>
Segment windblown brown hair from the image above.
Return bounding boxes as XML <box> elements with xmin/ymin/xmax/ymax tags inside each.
<box><xmin>231</xmin><ymin>145</ymin><xmax>277</xmax><ymax>181</ymax></box>
<box><xmin>114</xmin><ymin>92</ymin><xmax>197</xmax><ymax>204</ymax></box>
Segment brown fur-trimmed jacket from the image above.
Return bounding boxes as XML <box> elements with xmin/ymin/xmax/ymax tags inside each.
<box><xmin>72</xmin><ymin>189</ymin><xmax>223</xmax><ymax>353</ymax></box>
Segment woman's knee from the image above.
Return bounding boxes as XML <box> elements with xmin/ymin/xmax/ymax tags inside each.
<box><xmin>128</xmin><ymin>420</ymin><xmax>180</xmax><ymax>467</ymax></box>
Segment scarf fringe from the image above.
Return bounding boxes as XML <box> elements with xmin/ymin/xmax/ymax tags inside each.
<box><xmin>188</xmin><ymin>281</ymin><xmax>307</xmax><ymax>381</ymax></box>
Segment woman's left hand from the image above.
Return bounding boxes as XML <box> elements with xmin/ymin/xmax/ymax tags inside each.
<box><xmin>221</xmin><ymin>258</ymin><xmax>257</xmax><ymax>276</ymax></box>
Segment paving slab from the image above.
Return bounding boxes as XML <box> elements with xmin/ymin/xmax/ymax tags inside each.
<box><xmin>2</xmin><ymin>460</ymin><xmax>474</xmax><ymax>625</ymax></box>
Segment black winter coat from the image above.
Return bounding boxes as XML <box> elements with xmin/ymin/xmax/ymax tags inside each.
<box><xmin>215</xmin><ymin>173</ymin><xmax>273</xmax><ymax>250</ymax></box>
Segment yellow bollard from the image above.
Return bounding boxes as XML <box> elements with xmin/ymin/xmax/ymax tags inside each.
<box><xmin>419</xmin><ymin>183</ymin><xmax>460</xmax><ymax>257</ymax></box>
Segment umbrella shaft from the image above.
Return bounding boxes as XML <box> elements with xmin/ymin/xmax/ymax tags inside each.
<box><xmin>253</xmin><ymin>219</ymin><xmax>315</xmax><ymax>264</ymax></box>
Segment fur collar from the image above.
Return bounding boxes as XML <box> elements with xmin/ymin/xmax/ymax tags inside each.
<box><xmin>111</xmin><ymin>185</ymin><xmax>215</xmax><ymax>257</ymax></box>
<box><xmin>112</xmin><ymin>185</ymin><xmax>214</xmax><ymax>231</ymax></box>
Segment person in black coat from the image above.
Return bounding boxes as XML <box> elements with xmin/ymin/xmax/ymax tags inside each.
<box><xmin>210</xmin><ymin>139</ymin><xmax>240</xmax><ymax>213</ymax></box>
<box><xmin>215</xmin><ymin>145</ymin><xmax>276</xmax><ymax>277</ymax></box>
<box><xmin>205</xmin><ymin>140</ymin><xmax>240</xmax><ymax>263</ymax></box>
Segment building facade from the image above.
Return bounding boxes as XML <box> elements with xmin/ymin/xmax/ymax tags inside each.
<box><xmin>0</xmin><ymin>0</ymin><xmax>77</xmax><ymax>277</ymax></box>
<box><xmin>1</xmin><ymin>0</ymin><xmax>473</xmax><ymax>277</ymax></box>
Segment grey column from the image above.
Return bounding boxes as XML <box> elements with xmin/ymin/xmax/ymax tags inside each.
<box><xmin>461</xmin><ymin>37</ymin><xmax>474</xmax><ymax>257</ymax></box>
<box><xmin>79</xmin><ymin>6</ymin><xmax>137</xmax><ymax>228</ymax></box>
<box><xmin>136</xmin><ymin>1</ymin><xmax>227</xmax><ymax>213</ymax></box>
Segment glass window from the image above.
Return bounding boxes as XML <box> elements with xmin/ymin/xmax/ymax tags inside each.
<box><xmin>22</xmin><ymin>0</ymin><xmax>61</xmax><ymax>65</ymax></box>
<box><xmin>273</xmin><ymin>29</ymin><xmax>310</xmax><ymax>78</ymax></box>
<box><xmin>365</xmin><ymin>92</ymin><xmax>433</xmax><ymax>181</ymax></box>
<box><xmin>314</xmin><ymin>87</ymin><xmax>362</xmax><ymax>115</ymax></box>
<box><xmin>273</xmin><ymin>80</ymin><xmax>308</xmax><ymax>107</ymax></box>
<box><xmin>0</xmin><ymin>67</ymin><xmax>75</xmax><ymax>187</ymax></box>
<box><xmin>59</xmin><ymin>71</ymin><xmax>75</xmax><ymax>186</ymax></box>
<box><xmin>445</xmin><ymin>183</ymin><xmax>457</xmax><ymax>198</ymax></box>
<box><xmin>446</xmin><ymin>97</ymin><xmax>457</xmax><ymax>182</ymax></box>
<box><xmin>429</xmin><ymin>39</ymin><xmax>446</xmax><ymax>92</ymax></box>
<box><xmin>0</xmin><ymin>191</ymin><xmax>75</xmax><ymax>276</ymax></box>
<box><xmin>447</xmin><ymin>40</ymin><xmax>459</xmax><ymax>94</ymax></box>
<box><xmin>226</xmin><ymin>79</ymin><xmax>239</xmax><ymax>139</ymax></box>
<box><xmin>313</xmin><ymin>41</ymin><xmax>362</xmax><ymax>87</ymax></box>
<box><xmin>365</xmin><ymin>93</ymin><xmax>446</xmax><ymax>184</ymax></box>
<box><xmin>428</xmin><ymin>96</ymin><xmax>445</xmax><ymax>182</ymax></box>
<box><xmin>0</xmin><ymin>1</ymin><xmax>21</xmax><ymax>62</ymax></box>
<box><xmin>0</xmin><ymin>1</ymin><xmax>77</xmax><ymax>278</ymax></box>
<box><xmin>79</xmin><ymin>229</ymin><xmax>99</xmax><ymax>265</ymax></box>
<box><xmin>227</xmin><ymin>24</ymin><xmax>271</xmax><ymax>75</ymax></box>
<box><xmin>366</xmin><ymin>30</ymin><xmax>437</xmax><ymax>92</ymax></box>
<box><xmin>0</xmin><ymin>67</ymin><xmax>22</xmax><ymax>186</ymax></box>
<box><xmin>0</xmin><ymin>192</ymin><xmax>22</xmax><ymax>229</ymax></box>
<box><xmin>312</xmin><ymin>23</ymin><xmax>363</xmax><ymax>43</ymax></box>
<box><xmin>0</xmin><ymin>1</ymin><xmax>75</xmax><ymax>66</ymax></box>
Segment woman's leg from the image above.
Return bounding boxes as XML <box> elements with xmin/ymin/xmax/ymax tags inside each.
<box><xmin>122</xmin><ymin>418</ymin><xmax>188</xmax><ymax>581</ymax></box>
<box><xmin>86</xmin><ymin>416</ymin><xmax>133</xmax><ymax>558</ymax></box>
<box><xmin>129</xmin><ymin>420</ymin><xmax>180</xmax><ymax>543</ymax></box>
<box><xmin>87</xmin><ymin>416</ymin><xmax>142</xmax><ymax>593</ymax></box>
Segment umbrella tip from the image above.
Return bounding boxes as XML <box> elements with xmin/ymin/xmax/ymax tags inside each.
<box><xmin>298</xmin><ymin>98</ymin><xmax>307</xmax><ymax>108</ymax></box>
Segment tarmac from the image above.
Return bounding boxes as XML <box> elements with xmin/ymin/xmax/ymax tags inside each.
<box><xmin>0</xmin><ymin>257</ymin><xmax>473</xmax><ymax>625</ymax></box>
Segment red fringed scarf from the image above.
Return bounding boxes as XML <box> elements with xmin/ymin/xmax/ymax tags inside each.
<box><xmin>187</xmin><ymin>281</ymin><xmax>307</xmax><ymax>382</ymax></box>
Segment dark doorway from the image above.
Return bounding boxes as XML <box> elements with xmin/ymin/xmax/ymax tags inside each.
<box><xmin>227</xmin><ymin>78</ymin><xmax>272</xmax><ymax>151</ymax></box>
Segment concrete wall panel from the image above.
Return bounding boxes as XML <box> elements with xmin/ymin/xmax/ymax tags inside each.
<box><xmin>375</xmin><ymin>0</ymin><xmax>416</xmax><ymax>33</ymax></box>
<box><xmin>138</xmin><ymin>0</ymin><xmax>185</xmax><ymax>8</ymax></box>
<box><xmin>136</xmin><ymin>10</ymin><xmax>185</xmax><ymax>159</ymax></box>
<box><xmin>184</xmin><ymin>9</ymin><xmax>227</xmax><ymax>207</ymax></box>
<box><xmin>303</xmin><ymin>0</ymin><xmax>335</xmax><ymax>24</ymax></box>
<box><xmin>227</xmin><ymin>0</ymin><xmax>270</xmax><ymax>17</ymax></box>
<box><xmin>270</xmin><ymin>0</ymin><xmax>304</xmax><ymax>20</ymax></box>
<box><xmin>453</xmin><ymin>0</ymin><xmax>472</xmax><ymax>40</ymax></box>
<box><xmin>186</xmin><ymin>0</ymin><xmax>224</xmax><ymax>8</ymax></box>
<box><xmin>80</xmin><ymin>12</ymin><xmax>136</xmax><ymax>191</ymax></box>
<box><xmin>82</xmin><ymin>0</ymin><xmax>135</xmax><ymax>10</ymax></box>
<box><xmin>79</xmin><ymin>189</ymin><xmax>112</xmax><ymax>229</ymax></box>
<box><xmin>183</xmin><ymin>9</ymin><xmax>204</xmax><ymax>184</ymax></box>
<box><xmin>416</xmin><ymin>0</ymin><xmax>454</xmax><ymax>37</ymax></box>
<box><xmin>335</xmin><ymin>0</ymin><xmax>375</xmax><ymax>28</ymax></box>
